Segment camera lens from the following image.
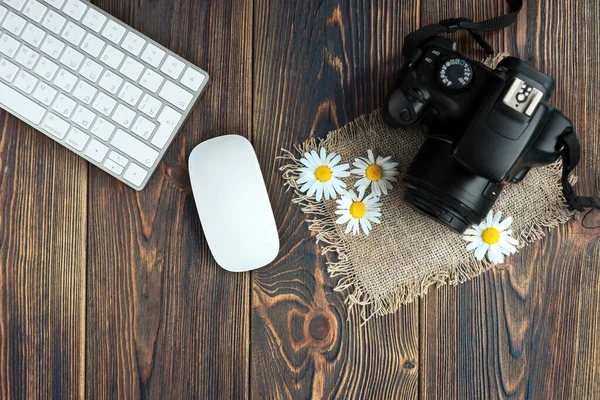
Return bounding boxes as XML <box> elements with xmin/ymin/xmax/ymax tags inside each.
<box><xmin>403</xmin><ymin>138</ymin><xmax>503</xmax><ymax>233</ymax></box>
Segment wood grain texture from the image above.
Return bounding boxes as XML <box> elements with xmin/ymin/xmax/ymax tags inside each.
<box><xmin>0</xmin><ymin>110</ymin><xmax>87</xmax><ymax>397</ymax></box>
<box><xmin>251</xmin><ymin>1</ymin><xmax>419</xmax><ymax>398</ymax></box>
<box><xmin>420</xmin><ymin>1</ymin><xmax>600</xmax><ymax>399</ymax></box>
<box><xmin>0</xmin><ymin>0</ymin><xmax>598</xmax><ymax>398</ymax></box>
<box><xmin>84</xmin><ymin>0</ymin><xmax>252</xmax><ymax>398</ymax></box>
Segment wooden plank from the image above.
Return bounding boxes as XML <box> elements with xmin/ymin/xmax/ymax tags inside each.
<box><xmin>0</xmin><ymin>116</ymin><xmax>87</xmax><ymax>396</ymax></box>
<box><xmin>85</xmin><ymin>0</ymin><xmax>253</xmax><ymax>398</ymax></box>
<box><xmin>251</xmin><ymin>1</ymin><xmax>420</xmax><ymax>398</ymax></box>
<box><xmin>420</xmin><ymin>0</ymin><xmax>600</xmax><ymax>398</ymax></box>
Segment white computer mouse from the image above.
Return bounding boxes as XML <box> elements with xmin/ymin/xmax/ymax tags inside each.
<box><xmin>188</xmin><ymin>135</ymin><xmax>280</xmax><ymax>272</ymax></box>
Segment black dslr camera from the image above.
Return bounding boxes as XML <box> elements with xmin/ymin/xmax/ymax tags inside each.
<box><xmin>382</xmin><ymin>37</ymin><xmax>574</xmax><ymax>233</ymax></box>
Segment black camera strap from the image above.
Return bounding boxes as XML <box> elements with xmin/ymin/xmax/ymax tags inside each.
<box><xmin>403</xmin><ymin>0</ymin><xmax>523</xmax><ymax>57</ymax></box>
<box><xmin>559</xmin><ymin>131</ymin><xmax>600</xmax><ymax>212</ymax></box>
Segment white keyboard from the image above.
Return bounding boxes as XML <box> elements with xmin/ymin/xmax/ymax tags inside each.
<box><xmin>0</xmin><ymin>0</ymin><xmax>209</xmax><ymax>190</ymax></box>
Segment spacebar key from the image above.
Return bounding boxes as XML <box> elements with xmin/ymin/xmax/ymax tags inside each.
<box><xmin>110</xmin><ymin>129</ymin><xmax>160</xmax><ymax>168</ymax></box>
<box><xmin>0</xmin><ymin>82</ymin><xmax>46</xmax><ymax>125</ymax></box>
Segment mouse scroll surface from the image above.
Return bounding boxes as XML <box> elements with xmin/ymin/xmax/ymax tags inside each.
<box><xmin>189</xmin><ymin>135</ymin><xmax>280</xmax><ymax>272</ymax></box>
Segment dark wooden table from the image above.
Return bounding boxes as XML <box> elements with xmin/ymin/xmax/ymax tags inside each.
<box><xmin>1</xmin><ymin>0</ymin><xmax>599</xmax><ymax>398</ymax></box>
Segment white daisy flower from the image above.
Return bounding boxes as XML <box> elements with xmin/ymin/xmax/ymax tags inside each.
<box><xmin>296</xmin><ymin>148</ymin><xmax>350</xmax><ymax>202</ymax></box>
<box><xmin>351</xmin><ymin>150</ymin><xmax>399</xmax><ymax>197</ymax></box>
<box><xmin>463</xmin><ymin>210</ymin><xmax>519</xmax><ymax>264</ymax></box>
<box><xmin>335</xmin><ymin>190</ymin><xmax>382</xmax><ymax>235</ymax></box>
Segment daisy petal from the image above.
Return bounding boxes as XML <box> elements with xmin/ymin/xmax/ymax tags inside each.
<box><xmin>486</xmin><ymin>211</ymin><xmax>493</xmax><ymax>226</ymax></box>
<box><xmin>474</xmin><ymin>243</ymin><xmax>489</xmax><ymax>261</ymax></box>
<box><xmin>500</xmin><ymin>233</ymin><xmax>519</xmax><ymax>245</ymax></box>
<box><xmin>466</xmin><ymin>240</ymin><xmax>481</xmax><ymax>251</ymax></box>
<box><xmin>319</xmin><ymin>147</ymin><xmax>327</xmax><ymax>162</ymax></box>
<box><xmin>367</xmin><ymin>150</ymin><xmax>375</xmax><ymax>164</ymax></box>
<box><xmin>307</xmin><ymin>180</ymin><xmax>319</xmax><ymax>196</ymax></box>
<box><xmin>493</xmin><ymin>211</ymin><xmax>502</xmax><ymax>226</ymax></box>
<box><xmin>336</xmin><ymin>214</ymin><xmax>352</xmax><ymax>224</ymax></box>
<box><xmin>309</xmin><ymin>150</ymin><xmax>320</xmax><ymax>164</ymax></box>
<box><xmin>499</xmin><ymin>240</ymin><xmax>517</xmax><ymax>254</ymax></box>
<box><xmin>297</xmin><ymin>174</ymin><xmax>314</xmax><ymax>184</ymax></box>
<box><xmin>498</xmin><ymin>216</ymin><xmax>513</xmax><ymax>231</ymax></box>
<box><xmin>329</xmin><ymin>154</ymin><xmax>341</xmax><ymax>167</ymax></box>
<box><xmin>354</xmin><ymin>159</ymin><xmax>369</xmax><ymax>169</ymax></box>
<box><xmin>315</xmin><ymin>185</ymin><xmax>323</xmax><ymax>202</ymax></box>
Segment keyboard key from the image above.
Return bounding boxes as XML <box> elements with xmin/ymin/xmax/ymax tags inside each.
<box><xmin>99</xmin><ymin>45</ymin><xmax>124</xmax><ymax>69</ymax></box>
<box><xmin>131</xmin><ymin>116</ymin><xmax>156</xmax><ymax>140</ymax></box>
<box><xmin>108</xmin><ymin>151</ymin><xmax>128</xmax><ymax>166</ymax></box>
<box><xmin>0</xmin><ymin>81</ymin><xmax>46</xmax><ymax>124</ymax></box>
<box><xmin>92</xmin><ymin>92</ymin><xmax>116</xmax><ymax>116</ymax></box>
<box><xmin>0</xmin><ymin>6</ymin><xmax>7</xmax><ymax>22</ymax></box>
<box><xmin>0</xmin><ymin>33</ymin><xmax>21</xmax><ymax>57</ymax></box>
<box><xmin>90</xmin><ymin>117</ymin><xmax>115</xmax><ymax>141</ymax></box>
<box><xmin>111</xmin><ymin>129</ymin><xmax>158</xmax><ymax>168</ymax></box>
<box><xmin>159</xmin><ymin>81</ymin><xmax>193</xmax><ymax>110</ymax></box>
<box><xmin>81</xmin><ymin>33</ymin><xmax>105</xmax><ymax>57</ymax></box>
<box><xmin>98</xmin><ymin>70</ymin><xmax>122</xmax><ymax>94</ymax></box>
<box><xmin>139</xmin><ymin>69</ymin><xmax>163</xmax><ymax>92</ymax></box>
<box><xmin>84</xmin><ymin>139</ymin><xmax>109</xmax><ymax>162</ymax></box>
<box><xmin>101</xmin><ymin>20</ymin><xmax>126</xmax><ymax>44</ymax></box>
<box><xmin>3</xmin><ymin>12</ymin><xmax>27</xmax><ymax>35</ymax></box>
<box><xmin>72</xmin><ymin>80</ymin><xmax>97</xmax><ymax>104</ymax></box>
<box><xmin>13</xmin><ymin>70</ymin><xmax>38</xmax><ymax>93</ymax></box>
<box><xmin>119</xmin><ymin>57</ymin><xmax>144</xmax><ymax>81</ymax></box>
<box><xmin>43</xmin><ymin>0</ymin><xmax>66</xmax><ymax>9</ymax></box>
<box><xmin>111</xmin><ymin>104</ymin><xmax>135</xmax><ymax>128</ymax></box>
<box><xmin>81</xmin><ymin>8</ymin><xmax>106</xmax><ymax>32</ymax></box>
<box><xmin>140</xmin><ymin>43</ymin><xmax>165</xmax><ymax>68</ymax></box>
<box><xmin>60</xmin><ymin>46</ymin><xmax>84</xmax><ymax>70</ymax></box>
<box><xmin>72</xmin><ymin>105</ymin><xmax>96</xmax><ymax>129</ymax></box>
<box><xmin>62</xmin><ymin>0</ymin><xmax>87</xmax><ymax>21</ymax></box>
<box><xmin>41</xmin><ymin>9</ymin><xmax>66</xmax><ymax>34</ymax></box>
<box><xmin>138</xmin><ymin>93</ymin><xmax>162</xmax><ymax>118</ymax></box>
<box><xmin>4</xmin><ymin>0</ymin><xmax>27</xmax><ymax>12</ymax></box>
<box><xmin>79</xmin><ymin>58</ymin><xmax>103</xmax><ymax>82</ymax></box>
<box><xmin>151</xmin><ymin>106</ymin><xmax>181</xmax><ymax>148</ymax></box>
<box><xmin>23</xmin><ymin>1</ymin><xmax>48</xmax><ymax>22</ymax></box>
<box><xmin>52</xmin><ymin>93</ymin><xmax>76</xmax><ymax>117</ymax></box>
<box><xmin>15</xmin><ymin>45</ymin><xmax>39</xmax><ymax>69</ymax></box>
<box><xmin>32</xmin><ymin>81</ymin><xmax>57</xmax><ymax>105</ymax></box>
<box><xmin>118</xmin><ymin>82</ymin><xmax>143</xmax><ymax>107</ymax></box>
<box><xmin>61</xmin><ymin>21</ymin><xmax>86</xmax><ymax>46</ymax></box>
<box><xmin>180</xmin><ymin>67</ymin><xmax>205</xmax><ymax>91</ymax></box>
<box><xmin>122</xmin><ymin>163</ymin><xmax>148</xmax><ymax>187</ymax></box>
<box><xmin>34</xmin><ymin>57</ymin><xmax>59</xmax><ymax>80</ymax></box>
<box><xmin>0</xmin><ymin>58</ymin><xmax>19</xmax><ymax>82</ymax></box>
<box><xmin>40</xmin><ymin>35</ymin><xmax>65</xmax><ymax>59</ymax></box>
<box><xmin>120</xmin><ymin>31</ymin><xmax>145</xmax><ymax>56</ymax></box>
<box><xmin>65</xmin><ymin>127</ymin><xmax>90</xmax><ymax>151</ymax></box>
<box><xmin>103</xmin><ymin>158</ymin><xmax>124</xmax><ymax>175</ymax></box>
<box><xmin>21</xmin><ymin>23</ymin><xmax>46</xmax><ymax>48</ymax></box>
<box><xmin>41</xmin><ymin>112</ymin><xmax>69</xmax><ymax>138</ymax></box>
<box><xmin>160</xmin><ymin>55</ymin><xmax>185</xmax><ymax>80</ymax></box>
<box><xmin>53</xmin><ymin>68</ymin><xmax>77</xmax><ymax>91</ymax></box>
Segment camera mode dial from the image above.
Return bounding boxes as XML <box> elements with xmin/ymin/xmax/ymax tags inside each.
<box><xmin>437</xmin><ymin>58</ymin><xmax>473</xmax><ymax>92</ymax></box>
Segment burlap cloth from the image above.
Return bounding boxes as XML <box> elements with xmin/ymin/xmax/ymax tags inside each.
<box><xmin>280</xmin><ymin>82</ymin><xmax>577</xmax><ymax>322</ymax></box>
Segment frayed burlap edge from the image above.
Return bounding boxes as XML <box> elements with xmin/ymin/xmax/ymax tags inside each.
<box><xmin>279</xmin><ymin>111</ymin><xmax>577</xmax><ymax>322</ymax></box>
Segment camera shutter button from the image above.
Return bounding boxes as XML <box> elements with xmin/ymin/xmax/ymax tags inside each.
<box><xmin>399</xmin><ymin>109</ymin><xmax>413</xmax><ymax>122</ymax></box>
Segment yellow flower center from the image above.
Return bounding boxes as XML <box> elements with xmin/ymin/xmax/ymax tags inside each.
<box><xmin>482</xmin><ymin>228</ymin><xmax>501</xmax><ymax>245</ymax></box>
<box><xmin>349</xmin><ymin>201</ymin><xmax>367</xmax><ymax>219</ymax></box>
<box><xmin>314</xmin><ymin>166</ymin><xmax>332</xmax><ymax>182</ymax></box>
<box><xmin>366</xmin><ymin>164</ymin><xmax>383</xmax><ymax>181</ymax></box>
